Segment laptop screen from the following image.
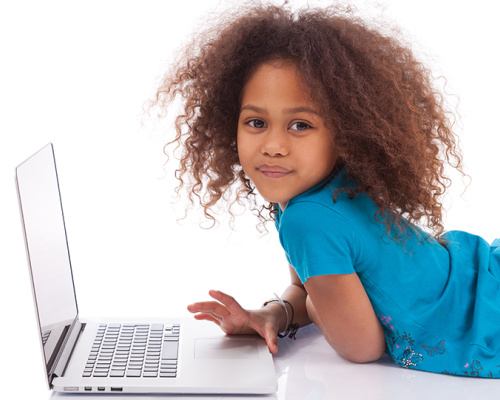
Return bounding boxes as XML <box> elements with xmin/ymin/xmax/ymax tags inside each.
<box><xmin>16</xmin><ymin>144</ymin><xmax>78</xmax><ymax>378</ymax></box>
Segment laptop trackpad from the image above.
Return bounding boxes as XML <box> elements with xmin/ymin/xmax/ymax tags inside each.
<box><xmin>195</xmin><ymin>338</ymin><xmax>259</xmax><ymax>359</ymax></box>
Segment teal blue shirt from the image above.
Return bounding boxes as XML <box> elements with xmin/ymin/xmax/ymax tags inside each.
<box><xmin>275</xmin><ymin>169</ymin><xmax>500</xmax><ymax>377</ymax></box>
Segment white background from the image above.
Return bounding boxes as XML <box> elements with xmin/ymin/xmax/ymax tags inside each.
<box><xmin>1</xmin><ymin>0</ymin><xmax>499</xmax><ymax>397</ymax></box>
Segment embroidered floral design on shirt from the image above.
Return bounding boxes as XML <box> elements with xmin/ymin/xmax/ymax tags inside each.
<box><xmin>397</xmin><ymin>346</ymin><xmax>424</xmax><ymax>368</ymax></box>
<box><xmin>381</xmin><ymin>315</ymin><xmax>423</xmax><ymax>369</ymax></box>
<box><xmin>376</xmin><ymin>314</ymin><xmax>394</xmax><ymax>330</ymax></box>
<box><xmin>421</xmin><ymin>340</ymin><xmax>446</xmax><ymax>357</ymax></box>
<box><xmin>463</xmin><ymin>360</ymin><xmax>483</xmax><ymax>377</ymax></box>
<box><xmin>378</xmin><ymin>315</ymin><xmax>499</xmax><ymax>377</ymax></box>
<box><xmin>443</xmin><ymin>364</ymin><xmax>495</xmax><ymax>378</ymax></box>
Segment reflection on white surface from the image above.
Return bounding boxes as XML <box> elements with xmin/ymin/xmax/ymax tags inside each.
<box><xmin>51</xmin><ymin>394</ymin><xmax>276</xmax><ymax>400</ymax></box>
<box><xmin>51</xmin><ymin>394</ymin><xmax>275</xmax><ymax>400</ymax></box>
<box><xmin>48</xmin><ymin>324</ymin><xmax>500</xmax><ymax>400</ymax></box>
<box><xmin>274</xmin><ymin>325</ymin><xmax>500</xmax><ymax>400</ymax></box>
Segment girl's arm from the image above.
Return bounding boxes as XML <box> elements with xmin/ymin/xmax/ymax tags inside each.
<box><xmin>275</xmin><ymin>264</ymin><xmax>312</xmax><ymax>329</ymax></box>
<box><xmin>304</xmin><ymin>273</ymin><xmax>386</xmax><ymax>363</ymax></box>
<box><xmin>281</xmin><ymin>267</ymin><xmax>386</xmax><ymax>363</ymax></box>
<box><xmin>187</xmin><ymin>266</ymin><xmax>386</xmax><ymax>362</ymax></box>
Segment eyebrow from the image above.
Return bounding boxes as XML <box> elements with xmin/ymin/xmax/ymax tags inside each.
<box><xmin>240</xmin><ymin>104</ymin><xmax>321</xmax><ymax>117</ymax></box>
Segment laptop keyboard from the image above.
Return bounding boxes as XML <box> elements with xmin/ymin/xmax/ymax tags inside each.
<box><xmin>82</xmin><ymin>323</ymin><xmax>180</xmax><ymax>378</ymax></box>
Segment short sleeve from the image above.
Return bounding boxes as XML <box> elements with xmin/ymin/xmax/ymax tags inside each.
<box><xmin>277</xmin><ymin>201</ymin><xmax>358</xmax><ymax>283</ymax></box>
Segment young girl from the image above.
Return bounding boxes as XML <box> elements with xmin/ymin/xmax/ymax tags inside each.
<box><xmin>153</xmin><ymin>3</ymin><xmax>500</xmax><ymax>377</ymax></box>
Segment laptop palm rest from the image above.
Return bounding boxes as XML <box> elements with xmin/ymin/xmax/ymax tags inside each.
<box><xmin>194</xmin><ymin>337</ymin><xmax>259</xmax><ymax>359</ymax></box>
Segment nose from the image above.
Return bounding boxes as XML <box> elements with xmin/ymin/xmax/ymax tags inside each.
<box><xmin>261</xmin><ymin>128</ymin><xmax>288</xmax><ymax>157</ymax></box>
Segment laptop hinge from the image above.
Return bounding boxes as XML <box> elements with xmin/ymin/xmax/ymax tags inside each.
<box><xmin>50</xmin><ymin>318</ymin><xmax>85</xmax><ymax>387</ymax></box>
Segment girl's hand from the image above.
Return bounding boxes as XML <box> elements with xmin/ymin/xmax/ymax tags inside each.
<box><xmin>187</xmin><ymin>290</ymin><xmax>280</xmax><ymax>354</ymax></box>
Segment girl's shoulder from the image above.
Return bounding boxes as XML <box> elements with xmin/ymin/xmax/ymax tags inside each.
<box><xmin>275</xmin><ymin>172</ymin><xmax>379</xmax><ymax>259</ymax></box>
<box><xmin>281</xmin><ymin>169</ymin><xmax>378</xmax><ymax>227</ymax></box>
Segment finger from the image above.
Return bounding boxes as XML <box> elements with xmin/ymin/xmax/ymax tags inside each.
<box><xmin>187</xmin><ymin>301</ymin><xmax>221</xmax><ymax>312</ymax></box>
<box><xmin>249</xmin><ymin>321</ymin><xmax>279</xmax><ymax>355</ymax></box>
<box><xmin>266</xmin><ymin>335</ymin><xmax>279</xmax><ymax>354</ymax></box>
<box><xmin>187</xmin><ymin>301</ymin><xmax>230</xmax><ymax>318</ymax></box>
<box><xmin>187</xmin><ymin>302</ymin><xmax>209</xmax><ymax>313</ymax></box>
<box><xmin>263</xmin><ymin>329</ymin><xmax>279</xmax><ymax>354</ymax></box>
<box><xmin>193</xmin><ymin>313</ymin><xmax>222</xmax><ymax>326</ymax></box>
<box><xmin>237</xmin><ymin>310</ymin><xmax>276</xmax><ymax>351</ymax></box>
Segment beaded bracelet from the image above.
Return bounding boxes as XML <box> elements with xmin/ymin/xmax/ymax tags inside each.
<box><xmin>263</xmin><ymin>294</ymin><xmax>299</xmax><ymax>339</ymax></box>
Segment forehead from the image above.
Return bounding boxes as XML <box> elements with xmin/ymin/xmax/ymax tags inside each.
<box><xmin>240</xmin><ymin>61</ymin><xmax>315</xmax><ymax>105</ymax></box>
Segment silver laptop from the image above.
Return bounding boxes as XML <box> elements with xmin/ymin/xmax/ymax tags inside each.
<box><xmin>16</xmin><ymin>143</ymin><xmax>277</xmax><ymax>394</ymax></box>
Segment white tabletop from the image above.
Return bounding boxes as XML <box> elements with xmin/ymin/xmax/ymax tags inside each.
<box><xmin>14</xmin><ymin>325</ymin><xmax>490</xmax><ymax>400</ymax></box>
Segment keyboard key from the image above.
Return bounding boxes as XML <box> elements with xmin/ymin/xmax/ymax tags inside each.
<box><xmin>151</xmin><ymin>324</ymin><xmax>164</xmax><ymax>331</ymax></box>
<box><xmin>161</xmin><ymin>341</ymin><xmax>179</xmax><ymax>360</ymax></box>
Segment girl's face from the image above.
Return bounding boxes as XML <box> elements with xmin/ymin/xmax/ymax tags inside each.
<box><xmin>237</xmin><ymin>62</ymin><xmax>338</xmax><ymax>210</ymax></box>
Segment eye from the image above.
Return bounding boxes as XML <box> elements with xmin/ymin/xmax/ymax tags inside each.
<box><xmin>290</xmin><ymin>121</ymin><xmax>311</xmax><ymax>131</ymax></box>
<box><xmin>247</xmin><ymin>119</ymin><xmax>267</xmax><ymax>129</ymax></box>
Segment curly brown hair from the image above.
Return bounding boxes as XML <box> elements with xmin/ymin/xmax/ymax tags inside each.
<box><xmin>151</xmin><ymin>2</ymin><xmax>464</xmax><ymax>238</ymax></box>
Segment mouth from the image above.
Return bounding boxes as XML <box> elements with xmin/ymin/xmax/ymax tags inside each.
<box><xmin>257</xmin><ymin>164</ymin><xmax>292</xmax><ymax>178</ymax></box>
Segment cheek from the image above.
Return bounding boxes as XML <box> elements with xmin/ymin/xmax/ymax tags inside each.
<box><xmin>301</xmin><ymin>140</ymin><xmax>337</xmax><ymax>172</ymax></box>
<box><xmin>236</xmin><ymin>129</ymin><xmax>243</xmax><ymax>154</ymax></box>
<box><xmin>236</xmin><ymin>133</ymin><xmax>251</xmax><ymax>169</ymax></box>
<box><xmin>318</xmin><ymin>138</ymin><xmax>338</xmax><ymax>170</ymax></box>
<box><xmin>237</xmin><ymin>127</ymin><xmax>256</xmax><ymax>152</ymax></box>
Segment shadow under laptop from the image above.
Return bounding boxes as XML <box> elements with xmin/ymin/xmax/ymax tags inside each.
<box><xmin>50</xmin><ymin>392</ymin><xmax>277</xmax><ymax>399</ymax></box>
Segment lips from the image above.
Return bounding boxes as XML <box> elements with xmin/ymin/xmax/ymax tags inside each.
<box><xmin>257</xmin><ymin>164</ymin><xmax>292</xmax><ymax>178</ymax></box>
